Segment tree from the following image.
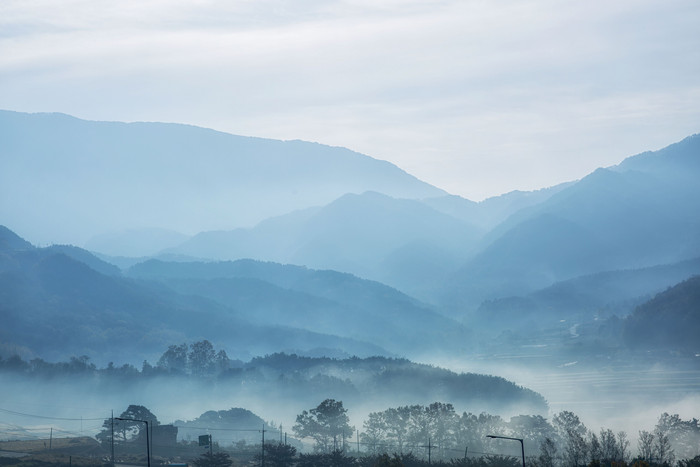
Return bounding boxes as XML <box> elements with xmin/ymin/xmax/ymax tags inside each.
<box><xmin>96</xmin><ymin>405</ymin><xmax>159</xmax><ymax>447</ymax></box>
<box><xmin>536</xmin><ymin>437</ymin><xmax>558</xmax><ymax>467</ymax></box>
<box><xmin>384</xmin><ymin>406</ymin><xmax>412</xmax><ymax>453</ymax></box>
<box><xmin>508</xmin><ymin>415</ymin><xmax>557</xmax><ymax>455</ymax></box>
<box><xmin>425</xmin><ymin>402</ymin><xmax>458</xmax><ymax>460</ymax></box>
<box><xmin>637</xmin><ymin>430</ymin><xmax>654</xmax><ymax>462</ymax></box>
<box><xmin>293</xmin><ymin>399</ymin><xmax>353</xmax><ymax>453</ymax></box>
<box><xmin>363</xmin><ymin>411</ymin><xmax>390</xmax><ymax>454</ymax></box>
<box><xmin>553</xmin><ymin>411</ymin><xmax>587</xmax><ymax>467</ymax></box>
<box><xmin>599</xmin><ymin>429</ymin><xmax>617</xmax><ymax>463</ymax></box>
<box><xmin>655</xmin><ymin>413</ymin><xmax>700</xmax><ymax>461</ymax></box>
<box><xmin>563</xmin><ymin>429</ymin><xmax>587</xmax><ymax>467</ymax></box>
<box><xmin>189</xmin><ymin>340</ymin><xmax>217</xmax><ymax>376</ymax></box>
<box><xmin>617</xmin><ymin>431</ymin><xmax>630</xmax><ymax>464</ymax></box>
<box><xmin>157</xmin><ymin>343</ymin><xmax>188</xmax><ymax>373</ymax></box>
<box><xmin>191</xmin><ymin>452</ymin><xmax>233</xmax><ymax>467</ymax></box>
<box><xmin>215</xmin><ymin>349</ymin><xmax>231</xmax><ymax>373</ymax></box>
<box><xmin>653</xmin><ymin>425</ymin><xmax>675</xmax><ymax>467</ymax></box>
<box><xmin>588</xmin><ymin>432</ymin><xmax>601</xmax><ymax>464</ymax></box>
<box><xmin>257</xmin><ymin>443</ymin><xmax>297</xmax><ymax>467</ymax></box>
<box><xmin>592</xmin><ymin>428</ymin><xmax>628</xmax><ymax>464</ymax></box>
<box><xmin>67</xmin><ymin>355</ymin><xmax>96</xmax><ymax>373</ymax></box>
<box><xmin>553</xmin><ymin>411</ymin><xmax>586</xmax><ymax>440</ymax></box>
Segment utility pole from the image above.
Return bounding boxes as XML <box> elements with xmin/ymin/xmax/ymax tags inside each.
<box><xmin>464</xmin><ymin>446</ymin><xmax>468</xmax><ymax>460</ymax></box>
<box><xmin>146</xmin><ymin>421</ymin><xmax>151</xmax><ymax>467</ymax></box>
<box><xmin>357</xmin><ymin>431</ymin><xmax>360</xmax><ymax>453</ymax></box>
<box><xmin>261</xmin><ymin>425</ymin><xmax>265</xmax><ymax>467</ymax></box>
<box><xmin>111</xmin><ymin>411</ymin><xmax>115</xmax><ymax>466</ymax></box>
<box><xmin>49</xmin><ymin>428</ymin><xmax>52</xmax><ymax>450</ymax></box>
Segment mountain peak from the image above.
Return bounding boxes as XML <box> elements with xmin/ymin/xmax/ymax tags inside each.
<box><xmin>0</xmin><ymin>225</ymin><xmax>34</xmax><ymax>252</ymax></box>
<box><xmin>0</xmin><ymin>110</ymin><xmax>445</xmax><ymax>246</ymax></box>
<box><xmin>613</xmin><ymin>132</ymin><xmax>700</xmax><ymax>175</ymax></box>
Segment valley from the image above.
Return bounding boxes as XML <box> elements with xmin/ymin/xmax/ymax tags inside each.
<box><xmin>1</xmin><ymin>112</ymin><xmax>699</xmax><ymax>464</ymax></box>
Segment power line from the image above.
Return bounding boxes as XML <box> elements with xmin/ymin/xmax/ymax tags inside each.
<box><xmin>0</xmin><ymin>407</ymin><xmax>104</xmax><ymax>421</ymax></box>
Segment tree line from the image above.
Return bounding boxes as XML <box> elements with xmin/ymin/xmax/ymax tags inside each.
<box><xmin>0</xmin><ymin>340</ymin><xmax>237</xmax><ymax>377</ymax></box>
<box><xmin>94</xmin><ymin>400</ymin><xmax>700</xmax><ymax>467</ymax></box>
<box><xmin>3</xmin><ymin>347</ymin><xmax>698</xmax><ymax>466</ymax></box>
<box><xmin>0</xmin><ymin>344</ymin><xmax>547</xmax><ymax>416</ymax></box>
<box><xmin>289</xmin><ymin>399</ymin><xmax>700</xmax><ymax>466</ymax></box>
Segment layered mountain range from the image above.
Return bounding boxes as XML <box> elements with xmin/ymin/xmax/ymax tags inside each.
<box><xmin>1</xmin><ymin>110</ymin><xmax>699</xmax><ymax>365</ymax></box>
<box><xmin>0</xmin><ymin>110</ymin><xmax>443</xmax><ymax>248</ymax></box>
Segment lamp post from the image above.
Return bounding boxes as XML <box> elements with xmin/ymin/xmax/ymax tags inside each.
<box><xmin>486</xmin><ymin>435</ymin><xmax>525</xmax><ymax>467</ymax></box>
<box><xmin>116</xmin><ymin>418</ymin><xmax>150</xmax><ymax>467</ymax></box>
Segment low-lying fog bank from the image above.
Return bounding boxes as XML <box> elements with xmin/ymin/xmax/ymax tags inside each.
<box><xmin>428</xmin><ymin>354</ymin><xmax>700</xmax><ymax>438</ymax></box>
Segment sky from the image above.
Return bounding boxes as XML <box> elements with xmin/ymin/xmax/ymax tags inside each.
<box><xmin>1</xmin><ymin>0</ymin><xmax>699</xmax><ymax>201</ymax></box>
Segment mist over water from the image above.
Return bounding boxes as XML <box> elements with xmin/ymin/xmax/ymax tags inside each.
<box><xmin>428</xmin><ymin>355</ymin><xmax>700</xmax><ymax>437</ymax></box>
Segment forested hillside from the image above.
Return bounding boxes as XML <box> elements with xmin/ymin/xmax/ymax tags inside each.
<box><xmin>623</xmin><ymin>275</ymin><xmax>700</xmax><ymax>351</ymax></box>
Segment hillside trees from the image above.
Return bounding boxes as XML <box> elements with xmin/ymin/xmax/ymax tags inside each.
<box><xmin>157</xmin><ymin>343</ymin><xmax>188</xmax><ymax>373</ymax></box>
<box><xmin>189</xmin><ymin>340</ymin><xmax>217</xmax><ymax>376</ymax></box>
<box><xmin>622</xmin><ymin>275</ymin><xmax>700</xmax><ymax>353</ymax></box>
<box><xmin>155</xmin><ymin>340</ymin><xmax>231</xmax><ymax>375</ymax></box>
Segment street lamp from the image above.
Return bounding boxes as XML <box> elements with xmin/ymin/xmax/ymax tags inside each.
<box><xmin>486</xmin><ymin>435</ymin><xmax>525</xmax><ymax>467</ymax></box>
<box><xmin>116</xmin><ymin>418</ymin><xmax>150</xmax><ymax>467</ymax></box>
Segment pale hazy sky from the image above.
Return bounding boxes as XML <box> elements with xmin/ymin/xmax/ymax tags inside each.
<box><xmin>2</xmin><ymin>0</ymin><xmax>699</xmax><ymax>200</ymax></box>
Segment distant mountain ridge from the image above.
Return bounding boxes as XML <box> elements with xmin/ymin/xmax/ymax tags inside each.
<box><xmin>0</xmin><ymin>225</ymin><xmax>33</xmax><ymax>252</ymax></box>
<box><xmin>126</xmin><ymin>257</ymin><xmax>472</xmax><ymax>356</ymax></box>
<box><xmin>155</xmin><ymin>133</ymin><xmax>700</xmax><ymax>311</ymax></box>
<box><xmin>2</xmin><ymin>108</ymin><xmax>699</xmax><ymax>368</ymax></box>
<box><xmin>474</xmin><ymin>256</ymin><xmax>700</xmax><ymax>334</ymax></box>
<box><xmin>0</xmin><ymin>227</ymin><xmax>390</xmax><ymax>363</ymax></box>
<box><xmin>0</xmin><ymin>110</ymin><xmax>445</xmax><ymax>246</ymax></box>
<box><xmin>440</xmin><ymin>133</ymin><xmax>700</xmax><ymax>314</ymax></box>
<box><xmin>0</xmin><ymin>226</ymin><xmax>476</xmax><ymax>363</ymax></box>
<box><xmin>162</xmin><ymin>191</ymin><xmax>482</xmax><ymax>295</ymax></box>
